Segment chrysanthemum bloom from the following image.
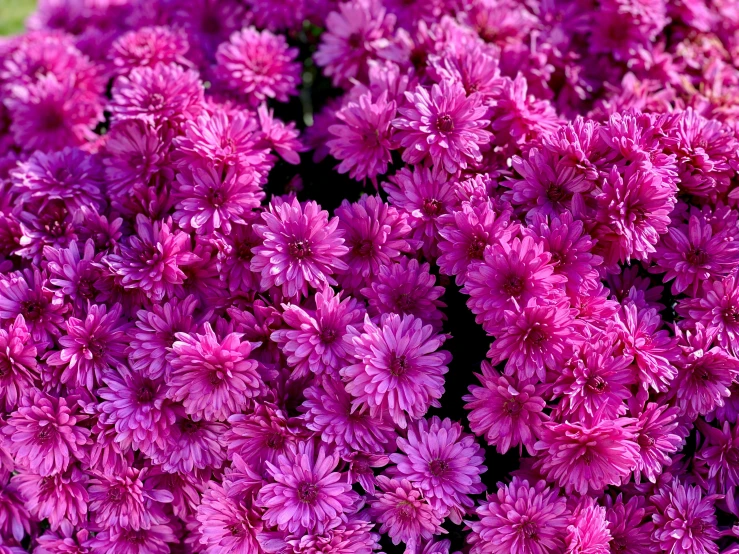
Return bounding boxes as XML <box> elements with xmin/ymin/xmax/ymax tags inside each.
<box><xmin>616</xmin><ymin>302</ymin><xmax>680</xmax><ymax>394</ymax></box>
<box><xmin>437</xmin><ymin>201</ymin><xmax>518</xmax><ymax>286</ymax></box>
<box><xmin>30</xmin><ymin>526</ymin><xmax>89</xmax><ymax>554</ymax></box>
<box><xmin>564</xmin><ymin>498</ymin><xmax>612</xmax><ymax>554</ymax></box>
<box><xmin>10</xmin><ymin>147</ymin><xmax>102</xmax><ymax>211</ymax></box>
<box><xmin>173</xmin><ymin>163</ymin><xmax>263</xmax><ymax>235</ymax></box>
<box><xmin>383</xmin><ymin>166</ymin><xmax>457</xmax><ymax>258</ymax></box>
<box><xmin>167</xmin><ymin>323</ymin><xmax>262</xmax><ymax>422</ymax></box>
<box><xmin>654</xmin><ymin>214</ymin><xmax>739</xmax><ymax>296</ymax></box>
<box><xmin>650</xmin><ymin>480</ymin><xmax>721</xmax><ymax>554</ymax></box>
<box><xmin>342</xmin><ymin>313</ymin><xmax>450</xmax><ymax>429</ymax></box>
<box><xmin>251</xmin><ymin>198</ymin><xmax>349</xmax><ymax>299</ymax></box>
<box><xmin>464</xmin><ymin>362</ymin><xmax>547</xmax><ymax>455</ymax></box>
<box><xmin>153</xmin><ymin>415</ymin><xmax>226</xmax><ymax>474</ymax></box>
<box><xmin>225</xmin><ymin>402</ymin><xmax>302</xmax><ymax>471</ymax></box>
<box><xmin>128</xmin><ymin>295</ymin><xmax>198</xmax><ymax>380</ymax></box>
<box><xmin>488</xmin><ymin>298</ymin><xmax>576</xmax><ymax>383</ymax></box>
<box><xmin>678</xmin><ymin>271</ymin><xmax>739</xmax><ymax>358</ymax></box>
<box><xmin>46</xmin><ymin>303</ymin><xmax>129</xmax><ymax>390</ymax></box>
<box><xmin>174</xmin><ymin>111</ymin><xmax>267</xmax><ymax>171</ymax></box>
<box><xmin>671</xmin><ymin>325</ymin><xmax>739</xmax><ymax>419</ymax></box>
<box><xmin>393</xmin><ymin>79</ymin><xmax>491</xmax><ymax>173</ymax></box>
<box><xmin>594</xmin><ymin>164</ymin><xmax>677</xmax><ymax>264</ymax></box>
<box><xmin>272</xmin><ymin>287</ymin><xmax>365</xmax><ymax>378</ymax></box>
<box><xmin>697</xmin><ymin>421</ymin><xmax>739</xmax><ymax>500</ymax></box>
<box><xmin>301</xmin><ymin>375</ymin><xmax>396</xmax><ymax>455</ymax></box>
<box><xmin>552</xmin><ymin>334</ymin><xmax>633</xmax><ymax>423</ymax></box>
<box><xmin>258</xmin><ymin>441</ymin><xmax>359</xmax><ymax>534</ymax></box>
<box><xmin>256</xmin><ymin>103</ymin><xmax>305</xmax><ymax>165</ymax></box>
<box><xmin>109</xmin><ymin>26</ymin><xmax>191</xmax><ymax>75</ymax></box>
<box><xmin>2</xmin><ymin>388</ymin><xmax>89</xmax><ymax>476</ymax></box>
<box><xmin>44</xmin><ymin>238</ymin><xmax>102</xmax><ymax>314</ymax></box>
<box><xmin>0</xmin><ymin>315</ymin><xmax>37</xmax><ymax>412</ymax></box>
<box><xmin>98</xmin><ymin>370</ymin><xmax>176</xmax><ymax>455</ymax></box>
<box><xmin>0</xmin><ymin>479</ymin><xmax>29</xmax><ymax>543</ymax></box>
<box><xmin>466</xmin><ymin>478</ymin><xmax>569</xmax><ymax>554</ymax></box>
<box><xmin>429</xmin><ymin>42</ymin><xmax>502</xmax><ymax>100</ymax></box>
<box><xmin>488</xmin><ymin>75</ymin><xmax>560</xmax><ymax>150</ymax></box>
<box><xmin>213</xmin><ymin>220</ymin><xmax>262</xmax><ymax>293</ymax></box>
<box><xmin>12</xmin><ymin>466</ymin><xmax>88</xmax><ymax>530</ymax></box>
<box><xmin>245</xmin><ymin>0</ymin><xmax>306</xmax><ymax>31</ymax></box>
<box><xmin>5</xmin><ymin>73</ymin><xmax>103</xmax><ymax>152</ymax></box>
<box><xmin>104</xmin><ymin>215</ymin><xmax>199</xmax><ymax>302</ymax></box>
<box><xmin>0</xmin><ymin>268</ymin><xmax>65</xmax><ymax>347</ymax></box>
<box><xmin>110</xmin><ymin>62</ymin><xmax>204</xmax><ymax>127</ymax></box>
<box><xmin>214</xmin><ymin>26</ymin><xmax>300</xmax><ymax>104</ymax></box>
<box><xmin>370</xmin><ymin>476</ymin><xmax>445</xmax><ymax>551</ymax></box>
<box><xmin>262</xmin><ymin>518</ymin><xmax>382</xmax><ymax>554</ymax></box>
<box><xmin>88</xmin><ymin>465</ymin><xmax>173</xmax><ymax>530</ymax></box>
<box><xmin>86</xmin><ymin>523</ymin><xmax>178</xmax><ymax>554</ymax></box>
<box><xmin>389</xmin><ymin>416</ymin><xmax>486</xmax><ymax>522</ymax></box>
<box><xmin>463</xmin><ymin>236</ymin><xmax>565</xmax><ymax>333</ymax></box>
<box><xmin>0</xmin><ymin>540</ymin><xmax>24</xmax><ymax>554</ymax></box>
<box><xmin>604</xmin><ymin>495</ymin><xmax>656</xmax><ymax>554</ymax></box>
<box><xmin>361</xmin><ymin>257</ymin><xmax>446</xmax><ymax>330</ymax></box>
<box><xmin>534</xmin><ymin>417</ymin><xmax>639</xmax><ymax>494</ymax></box>
<box><xmin>334</xmin><ymin>195</ymin><xmax>414</xmax><ymax>292</ymax></box>
<box><xmin>328</xmin><ymin>90</ymin><xmax>397</xmax><ymax>183</ymax></box>
<box><xmin>314</xmin><ymin>0</ymin><xmax>396</xmax><ymax>87</ymax></box>
<box><xmin>197</xmin><ymin>481</ymin><xmax>263</xmax><ymax>554</ymax></box>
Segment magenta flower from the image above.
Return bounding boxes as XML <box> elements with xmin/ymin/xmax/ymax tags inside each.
<box><xmin>631</xmin><ymin>402</ymin><xmax>683</xmax><ymax>484</ymax></box>
<box><xmin>370</xmin><ymin>476</ymin><xmax>445</xmax><ymax>551</ymax></box>
<box><xmin>153</xmin><ymin>415</ymin><xmax>226</xmax><ymax>474</ymax></box>
<box><xmin>197</xmin><ymin>481</ymin><xmax>263</xmax><ymax>554</ymax></box>
<box><xmin>215</xmin><ymin>26</ymin><xmax>301</xmax><ymax>104</ymax></box>
<box><xmin>0</xmin><ymin>315</ymin><xmax>38</xmax><ymax>411</ymax></box>
<box><xmin>393</xmin><ymin>79</ymin><xmax>491</xmax><ymax>173</ymax></box>
<box><xmin>261</xmin><ymin>518</ymin><xmax>381</xmax><ymax>554</ymax></box>
<box><xmin>258</xmin><ymin>441</ymin><xmax>359</xmax><ymax>534</ymax></box>
<box><xmin>534</xmin><ymin>417</ymin><xmax>639</xmax><ymax>494</ymax></box>
<box><xmin>271</xmin><ymin>286</ymin><xmax>365</xmax><ymax>378</ymax></box>
<box><xmin>467</xmin><ymin>477</ymin><xmax>569</xmax><ymax>554</ymax></box>
<box><xmin>12</xmin><ymin>466</ymin><xmax>88</xmax><ymax>530</ymax></box>
<box><xmin>464</xmin><ymin>362</ymin><xmax>547</xmax><ymax>455</ymax></box>
<box><xmin>564</xmin><ymin>498</ymin><xmax>612</xmax><ymax>554</ymax></box>
<box><xmin>167</xmin><ymin>322</ymin><xmax>262</xmax><ymax>422</ymax></box>
<box><xmin>251</xmin><ymin>198</ymin><xmax>349</xmax><ymax>298</ymax></box>
<box><xmin>342</xmin><ymin>313</ymin><xmax>451</xmax><ymax>429</ymax></box>
<box><xmin>2</xmin><ymin>388</ymin><xmax>89</xmax><ymax>476</ymax></box>
<box><xmin>328</xmin><ymin>90</ymin><xmax>397</xmax><ymax>183</ymax></box>
<box><xmin>46</xmin><ymin>303</ymin><xmax>129</xmax><ymax>390</ymax></box>
<box><xmin>45</xmin><ymin>239</ymin><xmax>103</xmax><ymax>315</ymax></box>
<box><xmin>86</xmin><ymin>524</ymin><xmax>178</xmax><ymax>554</ymax></box>
<box><xmin>109</xmin><ymin>26</ymin><xmax>191</xmax><ymax>75</ymax></box>
<box><xmin>604</xmin><ymin>495</ymin><xmax>656</xmax><ymax>554</ymax></box>
<box><xmin>389</xmin><ymin>416</ymin><xmax>486</xmax><ymax>522</ymax></box>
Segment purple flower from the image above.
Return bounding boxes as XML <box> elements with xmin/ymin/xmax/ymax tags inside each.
<box><xmin>12</xmin><ymin>466</ymin><xmax>88</xmax><ymax>530</ymax></box>
<box><xmin>342</xmin><ymin>313</ymin><xmax>450</xmax><ymax>429</ymax></box>
<box><xmin>197</xmin><ymin>480</ymin><xmax>263</xmax><ymax>554</ymax></box>
<box><xmin>604</xmin><ymin>495</ymin><xmax>656</xmax><ymax>554</ymax></box>
<box><xmin>85</xmin><ymin>524</ymin><xmax>178</xmax><ymax>554</ymax></box>
<box><xmin>258</xmin><ymin>441</ymin><xmax>359</xmax><ymax>534</ymax></box>
<box><xmin>153</xmin><ymin>415</ymin><xmax>226</xmax><ymax>474</ymax></box>
<box><xmin>0</xmin><ymin>315</ymin><xmax>38</xmax><ymax>412</ymax></box>
<box><xmin>109</xmin><ymin>26</ymin><xmax>191</xmax><ymax>75</ymax></box>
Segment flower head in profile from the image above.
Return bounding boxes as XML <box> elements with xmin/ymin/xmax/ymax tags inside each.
<box><xmin>394</xmin><ymin>79</ymin><xmax>491</xmax><ymax>173</ymax></box>
<box><xmin>0</xmin><ymin>315</ymin><xmax>38</xmax><ymax>412</ymax></box>
<box><xmin>215</xmin><ymin>26</ymin><xmax>301</xmax><ymax>104</ymax></box>
<box><xmin>168</xmin><ymin>322</ymin><xmax>262</xmax><ymax>422</ymax></box>
<box><xmin>464</xmin><ymin>363</ymin><xmax>547</xmax><ymax>455</ymax></box>
<box><xmin>2</xmin><ymin>388</ymin><xmax>89</xmax><ymax>476</ymax></box>
<box><xmin>251</xmin><ymin>198</ymin><xmax>349</xmax><ymax>299</ymax></box>
<box><xmin>258</xmin><ymin>441</ymin><xmax>359</xmax><ymax>534</ymax></box>
<box><xmin>466</xmin><ymin>477</ymin><xmax>570</xmax><ymax>554</ymax></box>
<box><xmin>370</xmin><ymin>476</ymin><xmax>444</xmax><ymax>551</ymax></box>
<box><xmin>389</xmin><ymin>416</ymin><xmax>486</xmax><ymax>523</ymax></box>
<box><xmin>342</xmin><ymin>313</ymin><xmax>450</xmax><ymax>429</ymax></box>
<box><xmin>534</xmin><ymin>417</ymin><xmax>639</xmax><ymax>495</ymax></box>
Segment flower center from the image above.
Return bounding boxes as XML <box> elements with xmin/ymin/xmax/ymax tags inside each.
<box><xmin>347</xmin><ymin>33</ymin><xmax>362</xmax><ymax>49</ymax></box>
<box><xmin>503</xmin><ymin>398</ymin><xmax>522</xmax><ymax>416</ymax></box>
<box><xmin>527</xmin><ymin>328</ymin><xmax>546</xmax><ymax>346</ymax></box>
<box><xmin>137</xmin><ymin>382</ymin><xmax>156</xmax><ymax>403</ymax></box>
<box><xmin>546</xmin><ymin>185</ymin><xmax>566</xmax><ymax>202</ymax></box>
<box><xmin>352</xmin><ymin>239</ymin><xmax>374</xmax><ymax>257</ymax></box>
<box><xmin>40</xmin><ymin>108</ymin><xmax>65</xmax><ymax>131</ymax></box>
<box><xmin>685</xmin><ymin>248</ymin><xmax>707</xmax><ymax>265</ymax></box>
<box><xmin>520</xmin><ymin>521</ymin><xmax>539</xmax><ymax>540</ymax></box>
<box><xmin>586</xmin><ymin>376</ymin><xmax>607</xmax><ymax>393</ymax></box>
<box><xmin>320</xmin><ymin>328</ymin><xmax>337</xmax><ymax>344</ymax></box>
<box><xmin>468</xmin><ymin>237</ymin><xmax>487</xmax><ymax>259</ymax></box>
<box><xmin>208</xmin><ymin>189</ymin><xmax>226</xmax><ymax>207</ymax></box>
<box><xmin>37</xmin><ymin>425</ymin><xmax>55</xmax><ymax>443</ymax></box>
<box><xmin>503</xmin><ymin>276</ymin><xmax>524</xmax><ymax>296</ymax></box>
<box><xmin>436</xmin><ymin>114</ymin><xmax>455</xmax><ymax>133</ymax></box>
<box><xmin>429</xmin><ymin>459</ymin><xmax>449</xmax><ymax>476</ymax></box>
<box><xmin>180</xmin><ymin>419</ymin><xmax>200</xmax><ymax>434</ymax></box>
<box><xmin>146</xmin><ymin>93</ymin><xmax>165</xmax><ymax>110</ymax></box>
<box><xmin>637</xmin><ymin>433</ymin><xmax>655</xmax><ymax>448</ymax></box>
<box><xmin>21</xmin><ymin>300</ymin><xmax>43</xmax><ymax>322</ymax></box>
<box><xmin>389</xmin><ymin>353</ymin><xmax>410</xmax><ymax>377</ymax></box>
<box><xmin>107</xmin><ymin>486</ymin><xmax>124</xmax><ymax>504</ymax></box>
<box><xmin>422</xmin><ymin>198</ymin><xmax>442</xmax><ymax>217</ymax></box>
<box><xmin>723</xmin><ymin>306</ymin><xmax>739</xmax><ymax>324</ymax></box>
<box><xmin>0</xmin><ymin>356</ymin><xmax>10</xmax><ymax>377</ymax></box>
<box><xmin>297</xmin><ymin>481</ymin><xmax>319</xmax><ymax>504</ymax></box>
<box><xmin>394</xmin><ymin>293</ymin><xmax>416</xmax><ymax>312</ymax></box>
<box><xmin>397</xmin><ymin>500</ymin><xmax>416</xmax><ymax>520</ymax></box>
<box><xmin>289</xmin><ymin>240</ymin><xmax>311</xmax><ymax>260</ymax></box>
<box><xmin>227</xmin><ymin>524</ymin><xmax>243</xmax><ymax>537</ymax></box>
<box><xmin>266</xmin><ymin>432</ymin><xmax>285</xmax><ymax>449</ymax></box>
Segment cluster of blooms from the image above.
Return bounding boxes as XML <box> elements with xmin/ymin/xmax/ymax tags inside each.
<box><xmin>1</xmin><ymin>0</ymin><xmax>739</xmax><ymax>553</ymax></box>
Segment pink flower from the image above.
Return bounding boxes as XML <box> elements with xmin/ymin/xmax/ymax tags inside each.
<box><xmin>389</xmin><ymin>416</ymin><xmax>486</xmax><ymax>522</ymax></box>
<box><xmin>2</xmin><ymin>388</ymin><xmax>89</xmax><ymax>476</ymax></box>
<box><xmin>86</xmin><ymin>524</ymin><xmax>178</xmax><ymax>554</ymax></box>
<box><xmin>341</xmin><ymin>313</ymin><xmax>451</xmax><ymax>429</ymax></box>
<box><xmin>167</xmin><ymin>323</ymin><xmax>262</xmax><ymax>422</ymax></box>
<box><xmin>197</xmin><ymin>481</ymin><xmax>263</xmax><ymax>554</ymax></box>
<box><xmin>215</xmin><ymin>26</ymin><xmax>301</xmax><ymax>104</ymax></box>
<box><xmin>261</xmin><ymin>518</ymin><xmax>381</xmax><ymax>554</ymax></box>
<box><xmin>12</xmin><ymin>466</ymin><xmax>88</xmax><ymax>530</ymax></box>
<box><xmin>467</xmin><ymin>477</ymin><xmax>570</xmax><ymax>554</ymax></box>
<box><xmin>604</xmin><ymin>495</ymin><xmax>656</xmax><ymax>554</ymax></box>
<box><xmin>464</xmin><ymin>363</ymin><xmax>547</xmax><ymax>455</ymax></box>
<box><xmin>251</xmin><ymin>198</ymin><xmax>349</xmax><ymax>299</ymax></box>
<box><xmin>534</xmin><ymin>417</ymin><xmax>639</xmax><ymax>494</ymax></box>
<box><xmin>153</xmin><ymin>415</ymin><xmax>226</xmax><ymax>474</ymax></box>
<box><xmin>564</xmin><ymin>498</ymin><xmax>612</xmax><ymax>554</ymax></box>
<box><xmin>272</xmin><ymin>286</ymin><xmax>365</xmax><ymax>378</ymax></box>
<box><xmin>393</xmin><ymin>79</ymin><xmax>491</xmax><ymax>173</ymax></box>
<box><xmin>328</xmin><ymin>90</ymin><xmax>397</xmax><ymax>183</ymax></box>
<box><xmin>370</xmin><ymin>476</ymin><xmax>444</xmax><ymax>551</ymax></box>
<box><xmin>109</xmin><ymin>26</ymin><xmax>191</xmax><ymax>75</ymax></box>
<box><xmin>0</xmin><ymin>315</ymin><xmax>38</xmax><ymax>411</ymax></box>
<box><xmin>258</xmin><ymin>441</ymin><xmax>359</xmax><ymax>534</ymax></box>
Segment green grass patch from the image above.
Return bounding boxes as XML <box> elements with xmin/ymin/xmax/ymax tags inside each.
<box><xmin>0</xmin><ymin>0</ymin><xmax>35</xmax><ymax>36</ymax></box>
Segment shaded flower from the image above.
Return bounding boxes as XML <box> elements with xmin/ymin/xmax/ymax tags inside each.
<box><xmin>0</xmin><ymin>315</ymin><xmax>38</xmax><ymax>412</ymax></box>
<box><xmin>12</xmin><ymin>466</ymin><xmax>88</xmax><ymax>530</ymax></box>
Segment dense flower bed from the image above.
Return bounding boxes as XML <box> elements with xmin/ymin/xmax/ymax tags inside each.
<box><xmin>0</xmin><ymin>0</ymin><xmax>739</xmax><ymax>553</ymax></box>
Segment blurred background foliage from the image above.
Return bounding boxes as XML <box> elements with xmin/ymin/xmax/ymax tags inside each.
<box><xmin>0</xmin><ymin>0</ymin><xmax>35</xmax><ymax>35</ymax></box>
